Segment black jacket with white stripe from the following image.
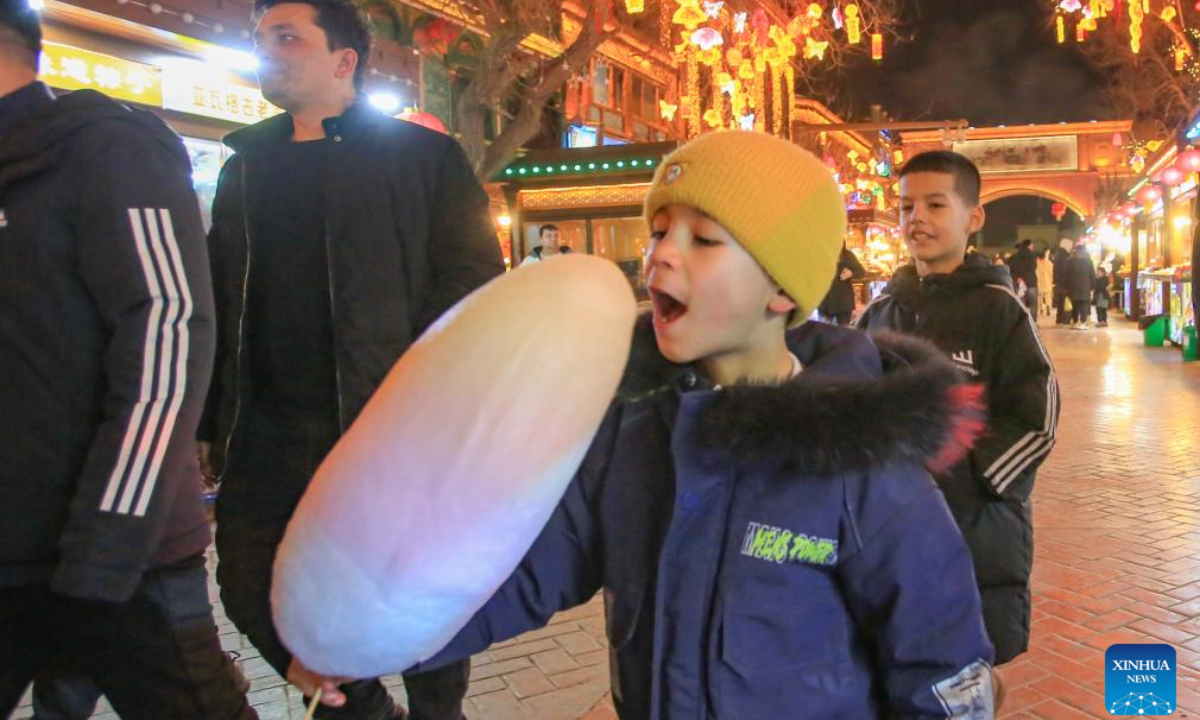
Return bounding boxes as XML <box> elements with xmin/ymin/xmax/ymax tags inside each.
<box><xmin>857</xmin><ymin>252</ymin><xmax>1059</xmax><ymax>663</ymax></box>
<box><xmin>0</xmin><ymin>84</ymin><xmax>214</xmax><ymax>602</ymax></box>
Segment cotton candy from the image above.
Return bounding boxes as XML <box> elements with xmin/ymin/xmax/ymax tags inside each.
<box><xmin>271</xmin><ymin>255</ymin><xmax>638</xmax><ymax>678</ymax></box>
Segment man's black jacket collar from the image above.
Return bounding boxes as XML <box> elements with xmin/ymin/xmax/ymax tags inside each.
<box><xmin>223</xmin><ymin>96</ymin><xmax>382</xmax><ymax>154</ymax></box>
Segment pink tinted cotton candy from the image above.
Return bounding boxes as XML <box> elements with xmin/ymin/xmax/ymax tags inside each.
<box><xmin>271</xmin><ymin>255</ymin><xmax>638</xmax><ymax>678</ymax></box>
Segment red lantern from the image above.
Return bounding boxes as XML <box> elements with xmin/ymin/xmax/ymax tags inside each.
<box><xmin>1162</xmin><ymin>166</ymin><xmax>1186</xmax><ymax>186</ymax></box>
<box><xmin>398</xmin><ymin>111</ymin><xmax>448</xmax><ymax>134</ymax></box>
<box><xmin>1050</xmin><ymin>201</ymin><xmax>1067</xmax><ymax>221</ymax></box>
<box><xmin>1178</xmin><ymin>148</ymin><xmax>1200</xmax><ymax>173</ymax></box>
<box><xmin>1138</xmin><ymin>184</ymin><xmax>1164</xmax><ymax>205</ymax></box>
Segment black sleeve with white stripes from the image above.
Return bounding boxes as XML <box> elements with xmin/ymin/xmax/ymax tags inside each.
<box><xmin>52</xmin><ymin>124</ymin><xmax>216</xmax><ymax>603</ymax></box>
<box><xmin>975</xmin><ymin>302</ymin><xmax>1059</xmax><ymax>502</ymax></box>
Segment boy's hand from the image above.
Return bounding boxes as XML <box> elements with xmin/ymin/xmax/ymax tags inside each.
<box><xmin>287</xmin><ymin>657</ymin><xmax>349</xmax><ymax>707</ymax></box>
<box><xmin>840</xmin><ymin>268</ymin><xmax>853</xmax><ymax>281</ymax></box>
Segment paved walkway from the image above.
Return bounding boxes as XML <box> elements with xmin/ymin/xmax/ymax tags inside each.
<box><xmin>13</xmin><ymin>315</ymin><xmax>1200</xmax><ymax>720</ymax></box>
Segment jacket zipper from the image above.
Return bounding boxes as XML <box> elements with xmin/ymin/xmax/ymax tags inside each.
<box><xmin>219</xmin><ymin>161</ymin><xmax>253</xmax><ymax>482</ymax></box>
<box><xmin>326</xmin><ymin>132</ymin><xmax>346</xmax><ymax>430</ymax></box>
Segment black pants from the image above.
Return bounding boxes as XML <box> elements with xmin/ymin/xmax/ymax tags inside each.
<box><xmin>0</xmin><ymin>558</ymin><xmax>256</xmax><ymax>720</ymax></box>
<box><xmin>1022</xmin><ymin>286</ymin><xmax>1037</xmax><ymax>316</ymax></box>
<box><xmin>31</xmin><ymin>660</ymin><xmax>101</xmax><ymax>720</ymax></box>
<box><xmin>1097</xmin><ymin>306</ymin><xmax>1108</xmax><ymax>323</ymax></box>
<box><xmin>216</xmin><ymin>415</ymin><xmax>470</xmax><ymax>720</ymax></box>
<box><xmin>1071</xmin><ymin>299</ymin><xmax>1091</xmax><ymax>324</ymax></box>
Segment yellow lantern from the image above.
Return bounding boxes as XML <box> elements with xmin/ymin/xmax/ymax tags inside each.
<box><xmin>624</xmin><ymin>0</ymin><xmax>644</xmax><ymax>13</ymax></box>
<box><xmin>672</xmin><ymin>0</ymin><xmax>707</xmax><ymax>30</ymax></box>
<box><xmin>1056</xmin><ymin>15</ymin><xmax>1065</xmax><ymax>44</ymax></box>
<box><xmin>726</xmin><ymin>48</ymin><xmax>743</xmax><ymax>66</ymax></box>
<box><xmin>871</xmin><ymin>33</ymin><xmax>883</xmax><ymax>60</ymax></box>
<box><xmin>845</xmin><ymin>4</ymin><xmax>862</xmax><ymax>44</ymax></box>
<box><xmin>1129</xmin><ymin>0</ymin><xmax>1143</xmax><ymax>54</ymax></box>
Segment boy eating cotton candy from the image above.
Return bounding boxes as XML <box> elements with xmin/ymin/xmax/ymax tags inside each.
<box><xmin>416</xmin><ymin>131</ymin><xmax>999</xmax><ymax>719</ymax></box>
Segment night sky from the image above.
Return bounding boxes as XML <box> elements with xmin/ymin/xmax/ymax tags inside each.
<box><xmin>844</xmin><ymin>0</ymin><xmax>1112</xmax><ymax>126</ymax></box>
<box><xmin>839</xmin><ymin>0</ymin><xmax>1111</xmax><ymax>239</ymax></box>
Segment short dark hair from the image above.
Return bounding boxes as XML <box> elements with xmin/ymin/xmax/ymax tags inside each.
<box><xmin>254</xmin><ymin>0</ymin><xmax>371</xmax><ymax>90</ymax></box>
<box><xmin>0</xmin><ymin>0</ymin><xmax>42</xmax><ymax>69</ymax></box>
<box><xmin>898</xmin><ymin>150</ymin><xmax>982</xmax><ymax>207</ymax></box>
<box><xmin>1020</xmin><ymin>239</ymin><xmax>1034</xmax><ymax>249</ymax></box>
<box><xmin>539</xmin><ymin>224</ymin><xmax>559</xmax><ymax>237</ymax></box>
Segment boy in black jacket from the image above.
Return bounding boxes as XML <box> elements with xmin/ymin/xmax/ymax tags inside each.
<box><xmin>858</xmin><ymin>151</ymin><xmax>1060</xmax><ymax>664</ymax></box>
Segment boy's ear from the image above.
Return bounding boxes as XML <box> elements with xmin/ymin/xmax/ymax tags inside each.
<box><xmin>768</xmin><ymin>287</ymin><xmax>797</xmax><ymax>317</ymax></box>
<box><xmin>967</xmin><ymin>203</ymin><xmax>986</xmax><ymax>235</ymax></box>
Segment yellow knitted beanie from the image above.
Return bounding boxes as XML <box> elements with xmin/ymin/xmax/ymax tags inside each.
<box><xmin>644</xmin><ymin>131</ymin><xmax>847</xmax><ymax>326</ymax></box>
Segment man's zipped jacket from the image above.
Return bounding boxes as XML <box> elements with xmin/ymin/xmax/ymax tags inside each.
<box><xmin>199</xmin><ymin>101</ymin><xmax>505</xmax><ymax>466</ymax></box>
<box><xmin>0</xmin><ymin>85</ymin><xmax>215</xmax><ymax>602</ymax></box>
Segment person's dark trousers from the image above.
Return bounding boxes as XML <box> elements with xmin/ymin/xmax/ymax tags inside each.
<box><xmin>1054</xmin><ymin>286</ymin><xmax>1070</xmax><ymax>324</ymax></box>
<box><xmin>1097</xmin><ymin>306</ymin><xmax>1108</xmax><ymax>324</ymax></box>
<box><xmin>0</xmin><ymin>557</ymin><xmax>257</xmax><ymax>720</ymax></box>
<box><xmin>1071</xmin><ymin>300</ymin><xmax>1090</xmax><ymax>324</ymax></box>
<box><xmin>31</xmin><ymin>660</ymin><xmax>101</xmax><ymax>720</ymax></box>
<box><xmin>215</xmin><ymin>415</ymin><xmax>471</xmax><ymax>720</ymax></box>
<box><xmin>1023</xmin><ymin>286</ymin><xmax>1038</xmax><ymax>316</ymax></box>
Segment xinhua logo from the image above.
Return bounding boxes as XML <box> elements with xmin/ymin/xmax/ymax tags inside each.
<box><xmin>1105</xmin><ymin>644</ymin><xmax>1176</xmax><ymax>715</ymax></box>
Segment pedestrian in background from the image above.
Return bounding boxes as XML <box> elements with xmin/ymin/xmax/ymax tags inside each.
<box><xmin>1094</xmin><ymin>267</ymin><xmax>1111</xmax><ymax>328</ymax></box>
<box><xmin>1065</xmin><ymin>243</ymin><xmax>1096</xmax><ymax>330</ymax></box>
<box><xmin>1036</xmin><ymin>247</ymin><xmax>1054</xmax><ymax>319</ymax></box>
<box><xmin>1052</xmin><ymin>238</ymin><xmax>1074</xmax><ymax>326</ymax></box>
<box><xmin>1008</xmin><ymin>239</ymin><xmax>1039</xmax><ymax>316</ymax></box>
<box><xmin>817</xmin><ymin>241</ymin><xmax>866</xmax><ymax>326</ymax></box>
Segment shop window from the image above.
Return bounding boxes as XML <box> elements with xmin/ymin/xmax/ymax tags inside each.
<box><xmin>592</xmin><ymin>217</ymin><xmax>649</xmax><ymax>301</ymax></box>
<box><xmin>518</xmin><ymin>217</ymin><xmax>648</xmax><ymax>301</ymax></box>
<box><xmin>590</xmin><ymin>60</ymin><xmax>625</xmax><ymax>112</ymax></box>
<box><xmin>603</xmin><ymin>109</ymin><xmax>626</xmax><ymax>131</ymax></box>
<box><xmin>182</xmin><ymin>137</ymin><xmax>229</xmax><ymax>231</ymax></box>
<box><xmin>592</xmin><ymin>60</ymin><xmax>611</xmax><ymax>107</ymax></box>
<box><xmin>521</xmin><ymin>220</ymin><xmax>587</xmax><ymax>262</ymax></box>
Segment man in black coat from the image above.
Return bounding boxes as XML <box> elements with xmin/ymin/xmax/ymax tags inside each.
<box><xmin>0</xmin><ymin>2</ymin><xmax>254</xmax><ymax>716</ymax></box>
<box><xmin>198</xmin><ymin>0</ymin><xmax>504</xmax><ymax>716</ymax></box>
<box><xmin>1007</xmin><ymin>239</ymin><xmax>1039</xmax><ymax>315</ymax></box>
<box><xmin>1052</xmin><ymin>238</ymin><xmax>1074</xmax><ymax>326</ymax></box>
<box><xmin>817</xmin><ymin>242</ymin><xmax>867</xmax><ymax>325</ymax></box>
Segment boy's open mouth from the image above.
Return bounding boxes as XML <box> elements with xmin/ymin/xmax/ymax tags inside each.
<box><xmin>650</xmin><ymin>288</ymin><xmax>688</xmax><ymax>325</ymax></box>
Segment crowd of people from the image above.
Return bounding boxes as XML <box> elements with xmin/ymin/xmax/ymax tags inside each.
<box><xmin>984</xmin><ymin>237</ymin><xmax>1114</xmax><ymax>330</ymax></box>
<box><xmin>1</xmin><ymin>0</ymin><xmax>1064</xmax><ymax>717</ymax></box>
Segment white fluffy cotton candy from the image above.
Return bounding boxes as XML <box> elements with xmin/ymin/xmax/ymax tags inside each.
<box><xmin>270</xmin><ymin>255</ymin><xmax>638</xmax><ymax>678</ymax></box>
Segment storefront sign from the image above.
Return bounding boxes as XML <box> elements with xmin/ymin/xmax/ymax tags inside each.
<box><xmin>162</xmin><ymin>69</ymin><xmax>282</xmax><ymax>125</ymax></box>
<box><xmin>38</xmin><ymin>42</ymin><xmax>162</xmax><ymax>107</ymax></box>
<box><xmin>952</xmin><ymin>135</ymin><xmax>1079</xmax><ymax>175</ymax></box>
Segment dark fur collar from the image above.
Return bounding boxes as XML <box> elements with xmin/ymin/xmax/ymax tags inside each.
<box><xmin>620</xmin><ymin>314</ymin><xmax>984</xmax><ymax>475</ymax></box>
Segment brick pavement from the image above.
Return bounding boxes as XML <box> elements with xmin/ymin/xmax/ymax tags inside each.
<box><xmin>12</xmin><ymin>316</ymin><xmax>1200</xmax><ymax>720</ymax></box>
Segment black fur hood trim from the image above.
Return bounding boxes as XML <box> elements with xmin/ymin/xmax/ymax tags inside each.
<box><xmin>619</xmin><ymin>314</ymin><xmax>985</xmax><ymax>475</ymax></box>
